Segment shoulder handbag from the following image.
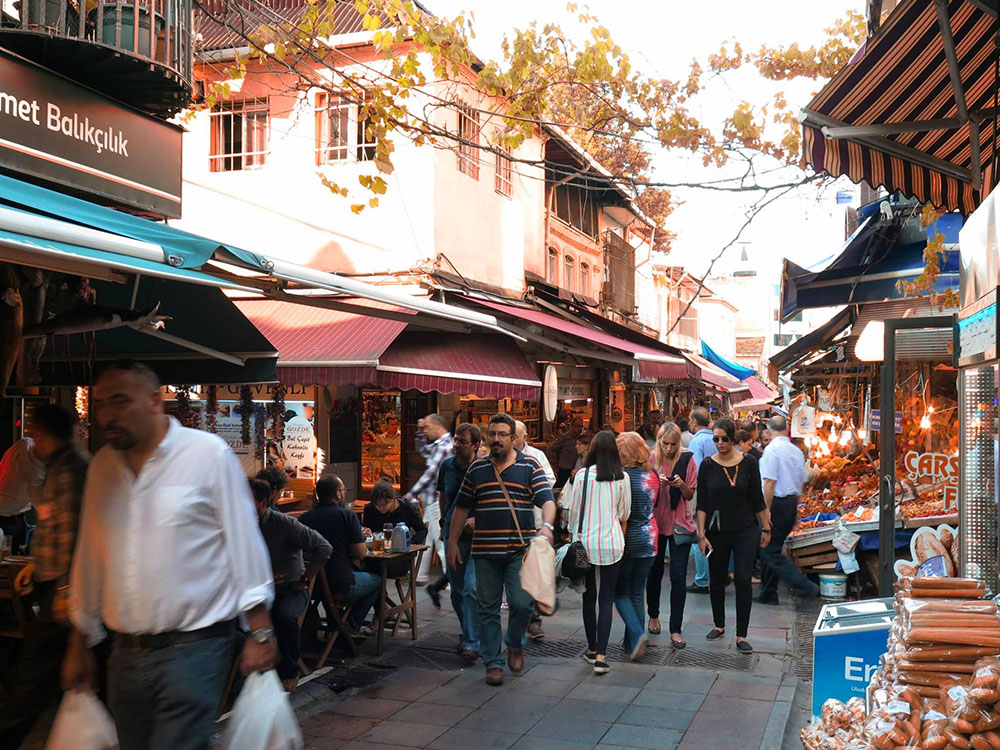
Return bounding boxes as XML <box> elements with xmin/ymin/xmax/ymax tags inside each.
<box><xmin>669</xmin><ymin>453</ymin><xmax>699</xmax><ymax>545</ymax></box>
<box><xmin>493</xmin><ymin>464</ymin><xmax>557</xmax><ymax>614</ymax></box>
<box><xmin>561</xmin><ymin>467</ymin><xmax>592</xmax><ymax>580</ymax></box>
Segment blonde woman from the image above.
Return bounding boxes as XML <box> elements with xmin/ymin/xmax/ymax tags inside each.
<box><xmin>613</xmin><ymin>432</ymin><xmax>659</xmax><ymax>661</ymax></box>
<box><xmin>568</xmin><ymin>431</ymin><xmax>631</xmax><ymax>674</ymax></box>
<box><xmin>645</xmin><ymin>422</ymin><xmax>698</xmax><ymax>648</ymax></box>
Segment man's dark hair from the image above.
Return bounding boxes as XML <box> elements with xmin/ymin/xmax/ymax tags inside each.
<box><xmin>371</xmin><ymin>479</ymin><xmax>395</xmax><ymax>501</ymax></box>
<box><xmin>691</xmin><ymin>407</ymin><xmax>710</xmax><ymax>429</ymax></box>
<box><xmin>488</xmin><ymin>413</ymin><xmax>516</xmax><ymax>434</ymax></box>
<box><xmin>95</xmin><ymin>359</ymin><xmax>161</xmax><ymax>389</ymax></box>
<box><xmin>248</xmin><ymin>478</ymin><xmax>271</xmax><ymax>504</ymax></box>
<box><xmin>256</xmin><ymin>466</ymin><xmax>288</xmax><ymax>492</ymax></box>
<box><xmin>454</xmin><ymin>422</ymin><xmax>482</xmax><ymax>444</ymax></box>
<box><xmin>736</xmin><ymin>429</ymin><xmax>753</xmax><ymax>445</ymax></box>
<box><xmin>714</xmin><ymin>417</ymin><xmax>737</xmax><ymax>442</ymax></box>
<box><xmin>316</xmin><ymin>475</ymin><xmax>343</xmax><ymax>505</ymax></box>
<box><xmin>584</xmin><ymin>430</ymin><xmax>625</xmax><ymax>482</ymax></box>
<box><xmin>677</xmin><ymin>416</ymin><xmax>690</xmax><ymax>432</ymax></box>
<box><xmin>32</xmin><ymin>403</ymin><xmax>77</xmax><ymax>443</ymax></box>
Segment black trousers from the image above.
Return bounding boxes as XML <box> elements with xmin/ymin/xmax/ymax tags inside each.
<box><xmin>555</xmin><ymin>467</ymin><xmax>572</xmax><ymax>489</ymax></box>
<box><xmin>645</xmin><ymin>534</ymin><xmax>692</xmax><ymax>635</ymax></box>
<box><xmin>706</xmin><ymin>524</ymin><xmax>760</xmax><ymax>639</ymax></box>
<box><xmin>582</xmin><ymin>561</ymin><xmax>622</xmax><ymax>655</ymax></box>
<box><xmin>759</xmin><ymin>496</ymin><xmax>819</xmax><ymax>600</ymax></box>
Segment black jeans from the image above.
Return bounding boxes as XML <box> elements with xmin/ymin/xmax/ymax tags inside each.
<box><xmin>646</xmin><ymin>535</ymin><xmax>692</xmax><ymax>635</ymax></box>
<box><xmin>271</xmin><ymin>585</ymin><xmax>309</xmax><ymax>680</ymax></box>
<box><xmin>555</xmin><ymin>467</ymin><xmax>573</xmax><ymax>489</ymax></box>
<box><xmin>582</xmin><ymin>561</ymin><xmax>622</xmax><ymax>655</ymax></box>
<box><xmin>707</xmin><ymin>524</ymin><xmax>760</xmax><ymax>639</ymax></box>
<box><xmin>759</xmin><ymin>497</ymin><xmax>820</xmax><ymax>601</ymax></box>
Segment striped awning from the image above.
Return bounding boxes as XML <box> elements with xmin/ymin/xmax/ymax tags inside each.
<box><xmin>801</xmin><ymin>0</ymin><xmax>998</xmax><ymax>214</ymax></box>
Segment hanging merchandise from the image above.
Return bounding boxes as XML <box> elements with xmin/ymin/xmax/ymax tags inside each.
<box><xmin>818</xmin><ymin>387</ymin><xmax>832</xmax><ymax>412</ymax></box>
<box><xmin>269</xmin><ymin>384</ymin><xmax>287</xmax><ymax>442</ymax></box>
<box><xmin>205</xmin><ymin>385</ymin><xmax>219</xmax><ymax>434</ymax></box>
<box><xmin>791</xmin><ymin>403</ymin><xmax>817</xmax><ymax>437</ymax></box>
<box><xmin>237</xmin><ymin>385</ymin><xmax>254</xmax><ymax>445</ymax></box>
<box><xmin>543</xmin><ymin>365</ymin><xmax>559</xmax><ymax>422</ymax></box>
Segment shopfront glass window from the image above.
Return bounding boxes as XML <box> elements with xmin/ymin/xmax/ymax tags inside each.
<box><xmin>361</xmin><ymin>391</ymin><xmax>402</xmax><ymax>489</ymax></box>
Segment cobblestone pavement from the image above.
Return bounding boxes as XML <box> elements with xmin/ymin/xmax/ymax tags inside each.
<box><xmin>279</xmin><ymin>566</ymin><xmax>818</xmax><ymax>750</ymax></box>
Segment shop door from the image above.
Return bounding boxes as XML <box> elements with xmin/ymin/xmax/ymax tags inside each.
<box><xmin>959</xmin><ymin>365</ymin><xmax>999</xmax><ymax>593</ymax></box>
<box><xmin>877</xmin><ymin>316</ymin><xmax>958</xmax><ymax>596</ymax></box>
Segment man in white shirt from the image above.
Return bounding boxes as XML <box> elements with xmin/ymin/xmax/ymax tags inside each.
<box><xmin>0</xmin><ymin>436</ymin><xmax>44</xmax><ymax>554</ymax></box>
<box><xmin>757</xmin><ymin>415</ymin><xmax>820</xmax><ymax>605</ymax></box>
<box><xmin>514</xmin><ymin>420</ymin><xmax>554</xmax><ymax>642</ymax></box>
<box><xmin>62</xmin><ymin>361</ymin><xmax>277</xmax><ymax>750</ymax></box>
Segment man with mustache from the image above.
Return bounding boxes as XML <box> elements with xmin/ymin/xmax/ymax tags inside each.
<box><xmin>62</xmin><ymin>360</ymin><xmax>276</xmax><ymax>750</ymax></box>
<box><xmin>447</xmin><ymin>413</ymin><xmax>556</xmax><ymax>686</ymax></box>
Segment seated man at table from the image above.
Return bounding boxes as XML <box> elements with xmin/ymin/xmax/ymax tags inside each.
<box><xmin>251</xmin><ymin>478</ymin><xmax>331</xmax><ymax>693</ymax></box>
<box><xmin>361</xmin><ymin>480</ymin><xmax>428</xmax><ymax>552</ymax></box>
<box><xmin>299</xmin><ymin>475</ymin><xmax>382</xmax><ymax>640</ymax></box>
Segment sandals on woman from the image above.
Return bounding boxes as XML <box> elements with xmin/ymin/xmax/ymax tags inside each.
<box><xmin>583</xmin><ymin>650</ymin><xmax>597</xmax><ymax>665</ymax></box>
<box><xmin>670</xmin><ymin>634</ymin><xmax>687</xmax><ymax>649</ymax></box>
<box><xmin>593</xmin><ymin>656</ymin><xmax>610</xmax><ymax>675</ymax></box>
<box><xmin>648</xmin><ymin>619</ymin><xmax>662</xmax><ymax>635</ymax></box>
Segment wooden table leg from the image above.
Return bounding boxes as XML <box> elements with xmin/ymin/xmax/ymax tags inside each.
<box><xmin>410</xmin><ymin>550</ymin><xmax>418</xmax><ymax>641</ymax></box>
<box><xmin>377</xmin><ymin>561</ymin><xmax>388</xmax><ymax>657</ymax></box>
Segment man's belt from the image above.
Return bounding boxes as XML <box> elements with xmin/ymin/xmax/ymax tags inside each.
<box><xmin>113</xmin><ymin>619</ymin><xmax>235</xmax><ymax>651</ymax></box>
<box><xmin>774</xmin><ymin>495</ymin><xmax>799</xmax><ymax>502</ymax></box>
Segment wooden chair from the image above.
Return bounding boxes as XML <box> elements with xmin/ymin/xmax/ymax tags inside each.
<box><xmin>383</xmin><ymin>548</ymin><xmax>423</xmax><ymax>638</ymax></box>
<box><xmin>308</xmin><ymin>568</ymin><xmax>358</xmax><ymax>667</ymax></box>
<box><xmin>296</xmin><ymin>577</ymin><xmax>316</xmax><ymax>677</ymax></box>
<box><xmin>0</xmin><ymin>563</ymin><xmax>35</xmax><ymax>640</ymax></box>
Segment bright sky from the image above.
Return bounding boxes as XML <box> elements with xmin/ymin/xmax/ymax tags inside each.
<box><xmin>428</xmin><ymin>0</ymin><xmax>863</xmax><ymax>279</ymax></box>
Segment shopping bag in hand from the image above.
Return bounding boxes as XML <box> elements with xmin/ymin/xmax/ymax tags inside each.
<box><xmin>521</xmin><ymin>535</ymin><xmax>556</xmax><ymax>615</ymax></box>
<box><xmin>222</xmin><ymin>670</ymin><xmax>303</xmax><ymax>750</ymax></box>
<box><xmin>46</xmin><ymin>690</ymin><xmax>118</xmax><ymax>750</ymax></box>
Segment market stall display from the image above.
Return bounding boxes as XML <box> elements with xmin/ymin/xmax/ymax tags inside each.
<box><xmin>803</xmin><ymin>577</ymin><xmax>1000</xmax><ymax>750</ymax></box>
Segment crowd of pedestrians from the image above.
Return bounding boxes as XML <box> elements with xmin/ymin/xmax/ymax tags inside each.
<box><xmin>0</xmin><ymin>353</ymin><xmax>819</xmax><ymax>748</ymax></box>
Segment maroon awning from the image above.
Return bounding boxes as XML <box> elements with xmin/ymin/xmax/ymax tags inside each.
<box><xmin>377</xmin><ymin>332</ymin><xmax>541</xmax><ymax>400</ymax></box>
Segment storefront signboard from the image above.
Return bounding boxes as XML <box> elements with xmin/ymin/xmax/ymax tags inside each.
<box><xmin>0</xmin><ymin>50</ymin><xmax>182</xmax><ymax>217</ymax></box>
<box><xmin>870</xmin><ymin>409</ymin><xmax>903</xmax><ymax>434</ymax></box>
<box><xmin>902</xmin><ymin>451</ymin><xmax>959</xmax><ymax>511</ymax></box>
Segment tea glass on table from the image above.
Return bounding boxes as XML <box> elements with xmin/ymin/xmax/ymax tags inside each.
<box><xmin>372</xmin><ymin>533</ymin><xmax>384</xmax><ymax>554</ymax></box>
<box><xmin>0</xmin><ymin>534</ymin><xmax>13</xmax><ymax>559</ymax></box>
<box><xmin>383</xmin><ymin>523</ymin><xmax>394</xmax><ymax>545</ymax></box>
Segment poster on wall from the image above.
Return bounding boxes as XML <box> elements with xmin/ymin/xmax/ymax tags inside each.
<box><xmin>893</xmin><ymin>525</ymin><xmax>959</xmax><ymax>578</ymax></box>
<box><xmin>274</xmin><ymin>403</ymin><xmax>317</xmax><ymax>479</ymax></box>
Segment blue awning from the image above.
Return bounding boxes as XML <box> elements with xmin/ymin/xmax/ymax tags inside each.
<box><xmin>780</xmin><ymin>215</ymin><xmax>958</xmax><ymax>320</ymax></box>
<box><xmin>700</xmin><ymin>340</ymin><xmax>756</xmax><ymax>381</ymax></box>
<box><xmin>0</xmin><ymin>173</ymin><xmax>269</xmax><ymax>270</ymax></box>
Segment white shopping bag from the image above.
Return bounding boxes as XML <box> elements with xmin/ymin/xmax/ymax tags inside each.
<box><xmin>521</xmin><ymin>535</ymin><xmax>556</xmax><ymax>615</ymax></box>
<box><xmin>223</xmin><ymin>670</ymin><xmax>303</xmax><ymax>750</ymax></box>
<box><xmin>46</xmin><ymin>690</ymin><xmax>118</xmax><ymax>750</ymax></box>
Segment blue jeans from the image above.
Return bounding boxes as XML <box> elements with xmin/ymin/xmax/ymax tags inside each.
<box><xmin>692</xmin><ymin>542</ymin><xmax>710</xmax><ymax>587</ymax></box>
<box><xmin>475</xmin><ymin>553</ymin><xmax>534</xmax><ymax>670</ymax></box>
<box><xmin>615</xmin><ymin>556</ymin><xmax>654</xmax><ymax>651</ymax></box>
<box><xmin>346</xmin><ymin>571</ymin><xmax>382</xmax><ymax>630</ymax></box>
<box><xmin>108</xmin><ymin>632</ymin><xmax>233</xmax><ymax>750</ymax></box>
<box><xmin>447</xmin><ymin>542</ymin><xmax>480</xmax><ymax>651</ymax></box>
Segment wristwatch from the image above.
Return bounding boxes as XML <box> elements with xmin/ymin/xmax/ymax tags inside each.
<box><xmin>541</xmin><ymin>522</ymin><xmax>555</xmax><ymax>532</ymax></box>
<box><xmin>762</xmin><ymin>528</ymin><xmax>772</xmax><ymax>533</ymax></box>
<box><xmin>249</xmin><ymin>627</ymin><xmax>274</xmax><ymax>644</ymax></box>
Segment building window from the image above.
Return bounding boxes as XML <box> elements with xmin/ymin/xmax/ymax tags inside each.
<box><xmin>550</xmin><ymin>182</ymin><xmax>598</xmax><ymax>238</ymax></box>
<box><xmin>547</xmin><ymin>248</ymin><xmax>559</xmax><ymax>285</ymax></box>
<box><xmin>773</xmin><ymin>333</ymin><xmax>794</xmax><ymax>347</ymax></box>
<box><xmin>494</xmin><ymin>146</ymin><xmax>512</xmax><ymax>197</ymax></box>
<box><xmin>564</xmin><ymin>255</ymin><xmax>575</xmax><ymax>292</ymax></box>
<box><xmin>210</xmin><ymin>99</ymin><xmax>269</xmax><ymax>172</ymax></box>
<box><xmin>315</xmin><ymin>91</ymin><xmax>377</xmax><ymax>164</ymax></box>
<box><xmin>457</xmin><ymin>103</ymin><xmax>480</xmax><ymax>179</ymax></box>
<box><xmin>579</xmin><ymin>262</ymin><xmax>590</xmax><ymax>296</ymax></box>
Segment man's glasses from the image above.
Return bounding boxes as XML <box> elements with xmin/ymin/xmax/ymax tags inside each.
<box><xmin>486</xmin><ymin>431</ymin><xmax>511</xmax><ymax>440</ymax></box>
<box><xmin>712</xmin><ymin>436</ymin><xmax>732</xmax><ymax>444</ymax></box>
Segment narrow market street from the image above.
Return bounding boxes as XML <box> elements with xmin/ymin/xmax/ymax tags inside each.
<box><xmin>275</xmin><ymin>578</ymin><xmax>816</xmax><ymax>750</ymax></box>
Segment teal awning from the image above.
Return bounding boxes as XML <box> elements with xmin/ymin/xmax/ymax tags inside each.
<box><xmin>700</xmin><ymin>340</ymin><xmax>756</xmax><ymax>381</ymax></box>
<box><xmin>0</xmin><ymin>173</ymin><xmax>269</xmax><ymax>270</ymax></box>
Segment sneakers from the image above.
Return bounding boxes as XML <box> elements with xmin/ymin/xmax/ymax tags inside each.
<box><xmin>527</xmin><ymin>620</ymin><xmax>545</xmax><ymax>641</ymax></box>
<box><xmin>686</xmin><ymin>584</ymin><xmax>709</xmax><ymax>594</ymax></box>
<box><xmin>630</xmin><ymin>635</ymin><xmax>649</xmax><ymax>662</ymax></box>
<box><xmin>583</xmin><ymin>650</ymin><xmax>597</xmax><ymax>665</ymax></box>
<box><xmin>593</xmin><ymin>657</ymin><xmax>610</xmax><ymax>675</ymax></box>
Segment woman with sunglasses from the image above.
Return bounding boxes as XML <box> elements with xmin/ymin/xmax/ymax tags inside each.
<box><xmin>696</xmin><ymin>417</ymin><xmax>769</xmax><ymax>653</ymax></box>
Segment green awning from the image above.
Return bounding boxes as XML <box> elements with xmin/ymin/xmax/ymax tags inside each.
<box><xmin>0</xmin><ymin>173</ymin><xmax>268</xmax><ymax>269</ymax></box>
<box><xmin>36</xmin><ymin>276</ymin><xmax>278</xmax><ymax>386</ymax></box>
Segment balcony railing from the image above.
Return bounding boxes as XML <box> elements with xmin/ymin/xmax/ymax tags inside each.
<box><xmin>0</xmin><ymin>0</ymin><xmax>193</xmax><ymax>117</ymax></box>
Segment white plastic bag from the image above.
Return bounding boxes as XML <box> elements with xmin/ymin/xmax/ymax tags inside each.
<box><xmin>46</xmin><ymin>690</ymin><xmax>118</xmax><ymax>750</ymax></box>
<box><xmin>521</xmin><ymin>535</ymin><xmax>556</xmax><ymax>614</ymax></box>
<box><xmin>223</xmin><ymin>670</ymin><xmax>303</xmax><ymax>750</ymax></box>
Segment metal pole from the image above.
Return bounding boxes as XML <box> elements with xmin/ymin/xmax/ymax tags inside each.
<box><xmin>878</xmin><ymin>324</ymin><xmax>896</xmax><ymax>597</ymax></box>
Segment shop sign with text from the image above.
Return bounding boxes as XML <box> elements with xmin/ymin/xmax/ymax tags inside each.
<box><xmin>0</xmin><ymin>50</ymin><xmax>182</xmax><ymax>217</ymax></box>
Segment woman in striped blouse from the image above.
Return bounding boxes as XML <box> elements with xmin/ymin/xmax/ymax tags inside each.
<box><xmin>568</xmin><ymin>431</ymin><xmax>632</xmax><ymax>674</ymax></box>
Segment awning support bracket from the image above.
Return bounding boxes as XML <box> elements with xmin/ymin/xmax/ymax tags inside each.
<box><xmin>935</xmin><ymin>0</ymin><xmax>981</xmax><ymax>189</ymax></box>
<box><xmin>135</xmin><ymin>327</ymin><xmax>247</xmax><ymax>367</ymax></box>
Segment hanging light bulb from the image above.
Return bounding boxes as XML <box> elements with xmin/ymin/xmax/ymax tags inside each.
<box><xmin>927</xmin><ymin>405</ymin><xmax>935</xmax><ymax>414</ymax></box>
<box><xmin>829</xmin><ymin>426</ymin><xmax>838</xmax><ymax>442</ymax></box>
<box><xmin>857</xmin><ymin>428</ymin><xmax>867</xmax><ymax>441</ymax></box>
<box><xmin>839</xmin><ymin>431</ymin><xmax>850</xmax><ymax>447</ymax></box>
<box><xmin>920</xmin><ymin>415</ymin><xmax>931</xmax><ymax>430</ymax></box>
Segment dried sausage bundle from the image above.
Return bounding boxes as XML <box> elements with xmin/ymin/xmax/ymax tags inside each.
<box><xmin>865</xmin><ymin>687</ymin><xmax>924</xmax><ymax>749</ymax></box>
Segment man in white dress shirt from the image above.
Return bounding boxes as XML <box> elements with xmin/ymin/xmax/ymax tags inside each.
<box><xmin>62</xmin><ymin>361</ymin><xmax>277</xmax><ymax>750</ymax></box>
